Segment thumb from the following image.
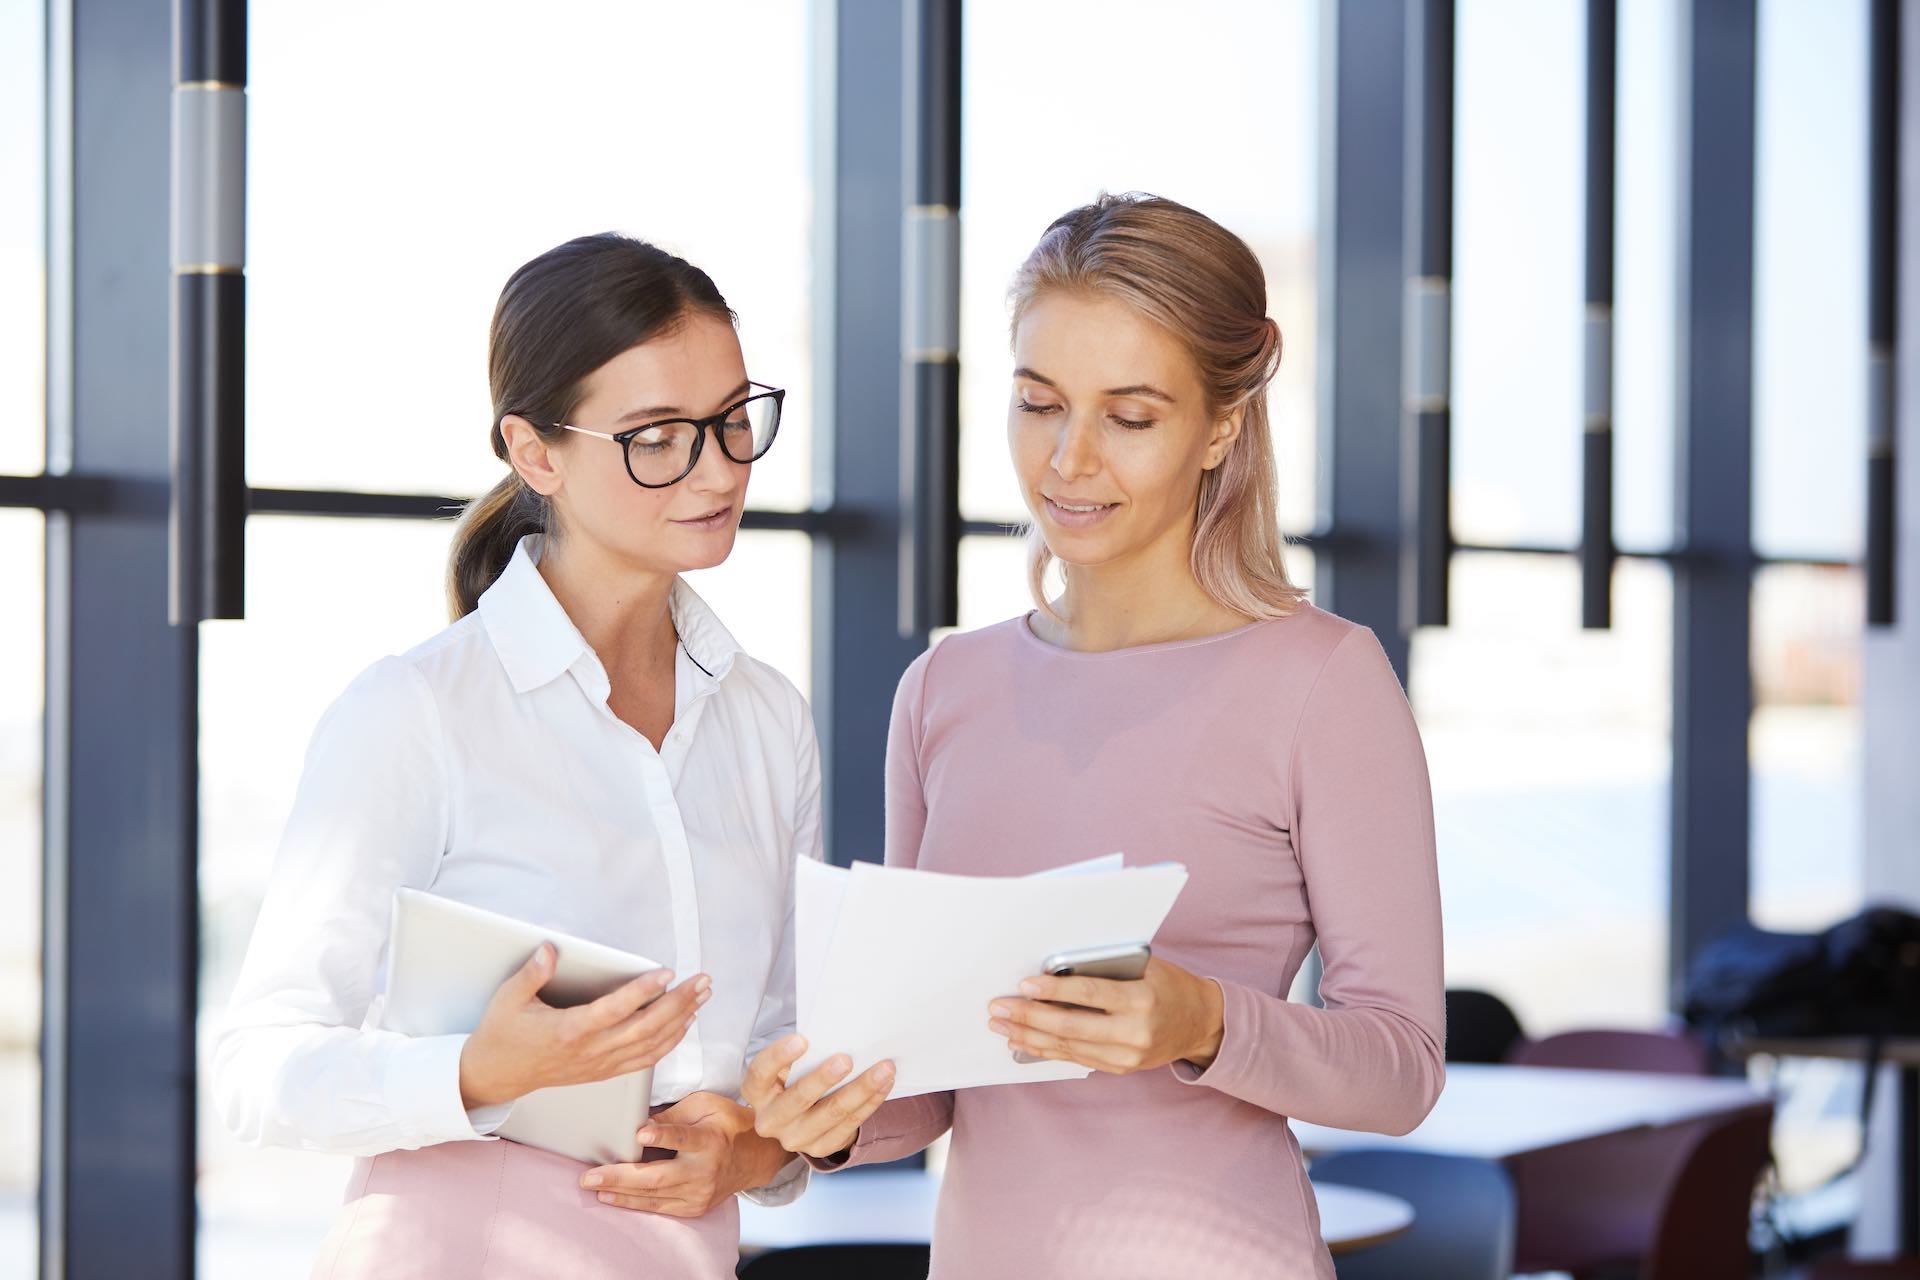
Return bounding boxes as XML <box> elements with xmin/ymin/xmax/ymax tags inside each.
<box><xmin>504</xmin><ymin>942</ymin><xmax>557</xmax><ymax>1002</ymax></box>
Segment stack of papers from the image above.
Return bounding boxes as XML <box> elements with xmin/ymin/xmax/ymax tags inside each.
<box><xmin>794</xmin><ymin>854</ymin><xmax>1189</xmax><ymax>1098</ymax></box>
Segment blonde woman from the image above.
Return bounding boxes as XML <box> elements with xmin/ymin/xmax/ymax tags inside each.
<box><xmin>743</xmin><ymin>194</ymin><xmax>1446</xmax><ymax>1279</ymax></box>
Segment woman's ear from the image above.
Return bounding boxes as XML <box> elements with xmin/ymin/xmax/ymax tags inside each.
<box><xmin>1202</xmin><ymin>407</ymin><xmax>1245</xmax><ymax>472</ymax></box>
<box><xmin>501</xmin><ymin>416</ymin><xmax>565</xmax><ymax>496</ymax></box>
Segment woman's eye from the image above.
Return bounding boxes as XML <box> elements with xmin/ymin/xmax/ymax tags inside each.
<box><xmin>1016</xmin><ymin>399</ymin><xmax>1060</xmax><ymax>415</ymax></box>
<box><xmin>1111</xmin><ymin>414</ymin><xmax>1157</xmax><ymax>430</ymax></box>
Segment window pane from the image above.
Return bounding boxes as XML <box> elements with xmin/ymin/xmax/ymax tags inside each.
<box><xmin>1413</xmin><ymin>554</ymin><xmax>1673</xmax><ymax>1033</ymax></box>
<box><xmin>245</xmin><ymin>1</ymin><xmax>814</xmax><ymax>509</ymax></box>
<box><xmin>0</xmin><ymin>0</ymin><xmax>46</xmax><ymax>476</ymax></box>
<box><xmin>1753</xmin><ymin>0</ymin><xmax>1869</xmax><ymax>560</ymax></box>
<box><xmin>197</xmin><ymin>517</ymin><xmax>456</xmax><ymax>1275</ymax></box>
<box><xmin>0</xmin><ymin>510</ymin><xmax>44</xmax><ymax>1272</ymax></box>
<box><xmin>1613</xmin><ymin>0</ymin><xmax>1681</xmax><ymax>552</ymax></box>
<box><xmin>1750</xmin><ymin>563</ymin><xmax>1863</xmax><ymax>930</ymax></box>
<box><xmin>1451</xmin><ymin>0</ymin><xmax>1582</xmax><ymax>547</ymax></box>
<box><xmin>959</xmin><ymin>0</ymin><xmax>1318</xmax><ymax>533</ymax></box>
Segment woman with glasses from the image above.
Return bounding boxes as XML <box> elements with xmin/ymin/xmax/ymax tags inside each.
<box><xmin>213</xmin><ymin>232</ymin><xmax>811</xmax><ymax>1278</ymax></box>
<box><xmin>742</xmin><ymin>195</ymin><xmax>1445</xmax><ymax>1279</ymax></box>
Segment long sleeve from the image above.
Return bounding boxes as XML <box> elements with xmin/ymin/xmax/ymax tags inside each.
<box><xmin>740</xmin><ymin>689</ymin><xmax>824</xmax><ymax>1205</ymax></box>
<box><xmin>1173</xmin><ymin>627</ymin><xmax>1446</xmax><ymax>1136</ymax></box>
<box><xmin>819</xmin><ymin>649</ymin><xmax>956</xmax><ymax>1170</ymax></box>
<box><xmin>210</xmin><ymin>657</ymin><xmax>509</xmax><ymax>1156</ymax></box>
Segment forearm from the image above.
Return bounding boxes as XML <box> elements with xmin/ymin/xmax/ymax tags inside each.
<box><xmin>1173</xmin><ymin>980</ymin><xmax>1444</xmax><ymax>1135</ymax></box>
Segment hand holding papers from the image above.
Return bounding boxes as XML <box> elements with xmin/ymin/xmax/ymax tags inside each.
<box><xmin>794</xmin><ymin>855</ymin><xmax>1189</xmax><ymax>1098</ymax></box>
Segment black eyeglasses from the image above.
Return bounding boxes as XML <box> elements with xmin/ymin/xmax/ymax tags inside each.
<box><xmin>553</xmin><ymin>382</ymin><xmax>784</xmax><ymax>488</ymax></box>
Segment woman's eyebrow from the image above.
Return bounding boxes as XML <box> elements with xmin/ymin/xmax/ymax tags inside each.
<box><xmin>614</xmin><ymin>380</ymin><xmax>753</xmax><ymax>423</ymax></box>
<box><xmin>1013</xmin><ymin>367</ymin><xmax>1175</xmax><ymax>404</ymax></box>
<box><xmin>1103</xmin><ymin>383</ymin><xmax>1175</xmax><ymax>403</ymax></box>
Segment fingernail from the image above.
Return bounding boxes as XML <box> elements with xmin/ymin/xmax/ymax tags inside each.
<box><xmin>598</xmin><ymin>1192</ymin><xmax>614</xmax><ymax>1204</ymax></box>
<box><xmin>989</xmin><ymin>1001</ymin><xmax>1011</xmax><ymax>1019</ymax></box>
<box><xmin>694</xmin><ymin>975</ymin><xmax>712</xmax><ymax>996</ymax></box>
<box><xmin>876</xmin><ymin>1062</ymin><xmax>896</xmax><ymax>1084</ymax></box>
<box><xmin>785</xmin><ymin>1034</ymin><xmax>807</xmax><ymax>1052</ymax></box>
<box><xmin>1019</xmin><ymin>980</ymin><xmax>1041</xmax><ymax>997</ymax></box>
<box><xmin>989</xmin><ymin>1019</ymin><xmax>1010</xmax><ymax>1034</ymax></box>
<box><xmin>656</xmin><ymin>969</ymin><xmax>675</xmax><ymax>986</ymax></box>
<box><xmin>581</xmin><ymin>1174</ymin><xmax>602</xmax><ymax>1188</ymax></box>
<box><xmin>635</xmin><ymin>1128</ymin><xmax>654</xmax><ymax>1144</ymax></box>
<box><xmin>828</xmin><ymin>1055</ymin><xmax>851</xmax><ymax>1075</ymax></box>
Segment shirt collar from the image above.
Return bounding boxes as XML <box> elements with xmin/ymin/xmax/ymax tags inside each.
<box><xmin>478</xmin><ymin>536</ymin><xmax>743</xmax><ymax>695</ymax></box>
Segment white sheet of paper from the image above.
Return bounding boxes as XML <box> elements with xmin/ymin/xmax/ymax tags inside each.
<box><xmin>795</xmin><ymin>857</ymin><xmax>1188</xmax><ymax>1098</ymax></box>
<box><xmin>796</xmin><ymin>852</ymin><xmax>1123</xmax><ymax>1028</ymax></box>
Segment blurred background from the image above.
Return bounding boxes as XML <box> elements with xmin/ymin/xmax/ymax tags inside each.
<box><xmin>1</xmin><ymin>0</ymin><xmax>1916</xmax><ymax>1276</ymax></box>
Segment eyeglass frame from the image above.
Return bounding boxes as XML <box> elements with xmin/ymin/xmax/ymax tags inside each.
<box><xmin>548</xmin><ymin>381</ymin><xmax>785</xmax><ymax>489</ymax></box>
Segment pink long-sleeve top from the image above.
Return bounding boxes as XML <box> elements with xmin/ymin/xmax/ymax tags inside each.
<box><xmin>824</xmin><ymin>604</ymin><xmax>1446</xmax><ymax>1279</ymax></box>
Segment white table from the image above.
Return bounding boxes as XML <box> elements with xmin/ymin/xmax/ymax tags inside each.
<box><xmin>738</xmin><ymin>1167</ymin><xmax>1415</xmax><ymax>1256</ymax></box>
<box><xmin>1292</xmin><ymin>1061</ymin><xmax>1773</xmax><ymax>1161</ymax></box>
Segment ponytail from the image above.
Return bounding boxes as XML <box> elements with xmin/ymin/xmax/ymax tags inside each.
<box><xmin>446</xmin><ymin>472</ymin><xmax>548</xmax><ymax>620</ymax></box>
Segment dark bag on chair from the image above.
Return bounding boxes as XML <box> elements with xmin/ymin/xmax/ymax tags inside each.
<box><xmin>1681</xmin><ymin>905</ymin><xmax>1920</xmax><ymax>1179</ymax></box>
<box><xmin>1681</xmin><ymin>905</ymin><xmax>1920</xmax><ymax>1041</ymax></box>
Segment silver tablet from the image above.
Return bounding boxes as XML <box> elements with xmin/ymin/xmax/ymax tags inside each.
<box><xmin>381</xmin><ymin>887</ymin><xmax>662</xmax><ymax>1167</ymax></box>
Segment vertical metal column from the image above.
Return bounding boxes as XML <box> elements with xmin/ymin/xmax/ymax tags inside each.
<box><xmin>43</xmin><ymin>0</ymin><xmax>200</xmax><ymax>1272</ymax></box>
<box><xmin>170</xmin><ymin>0</ymin><xmax>248</xmax><ymax>624</ymax></box>
<box><xmin>812</xmin><ymin>0</ymin><xmax>927</xmax><ymax>866</ymax></box>
<box><xmin>1402</xmin><ymin>0</ymin><xmax>1454</xmax><ymax>631</ymax></box>
<box><xmin>1668</xmin><ymin>0</ymin><xmax>1757</xmax><ymax>1004</ymax></box>
<box><xmin>1317</xmin><ymin>0</ymin><xmax>1411</xmax><ymax>682</ymax></box>
<box><xmin>1870</xmin><ymin>0</ymin><xmax>1901</xmax><ymax>628</ymax></box>
<box><xmin>1582</xmin><ymin>0</ymin><xmax>1619</xmax><ymax>630</ymax></box>
<box><xmin>898</xmin><ymin>0</ymin><xmax>962</xmax><ymax>637</ymax></box>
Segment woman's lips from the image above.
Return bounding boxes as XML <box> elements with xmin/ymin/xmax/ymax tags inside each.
<box><xmin>672</xmin><ymin>505</ymin><xmax>734</xmax><ymax>531</ymax></box>
<box><xmin>1042</xmin><ymin>496</ymin><xmax>1119</xmax><ymax>528</ymax></box>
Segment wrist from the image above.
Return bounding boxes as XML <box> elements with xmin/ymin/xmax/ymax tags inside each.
<box><xmin>1185</xmin><ymin>976</ymin><xmax>1226</xmax><ymax>1069</ymax></box>
<box><xmin>739</xmin><ymin>1128</ymin><xmax>795</xmax><ymax>1190</ymax></box>
<box><xmin>457</xmin><ymin>1039</ymin><xmax>513</xmax><ymax>1110</ymax></box>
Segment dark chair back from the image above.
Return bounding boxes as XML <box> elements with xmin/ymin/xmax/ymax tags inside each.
<box><xmin>1644</xmin><ymin>1105</ymin><xmax>1776</xmax><ymax>1280</ymax></box>
<box><xmin>1508</xmin><ymin>1027</ymin><xmax>1710</xmax><ymax>1076</ymax></box>
<box><xmin>1309</xmin><ymin>1150</ymin><xmax>1514</xmax><ymax>1280</ymax></box>
<box><xmin>738</xmin><ymin>1244</ymin><xmax>932</xmax><ymax>1279</ymax></box>
<box><xmin>1444</xmin><ymin>988</ymin><xmax>1525</xmax><ymax>1064</ymax></box>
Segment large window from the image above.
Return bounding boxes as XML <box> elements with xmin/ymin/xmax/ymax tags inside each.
<box><xmin>244</xmin><ymin>0</ymin><xmax>815</xmax><ymax>511</ymax></box>
<box><xmin>0</xmin><ymin>0</ymin><xmax>44</xmax><ymax>476</ymax></box>
<box><xmin>0</xmin><ymin>0</ymin><xmax>45</xmax><ymax>1267</ymax></box>
<box><xmin>1418</xmin><ymin>556</ymin><xmax>1674</xmax><ymax>1031</ymax></box>
<box><xmin>0</xmin><ymin>511</ymin><xmax>42</xmax><ymax>1276</ymax></box>
<box><xmin>957</xmin><ymin>0</ymin><xmax>1318</xmax><ymax>538</ymax></box>
<box><xmin>1749</xmin><ymin>0</ymin><xmax>1868</xmax><ymax>932</ymax></box>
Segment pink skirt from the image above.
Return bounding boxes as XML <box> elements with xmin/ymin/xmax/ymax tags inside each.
<box><xmin>309</xmin><ymin>1139</ymin><xmax>740</xmax><ymax>1280</ymax></box>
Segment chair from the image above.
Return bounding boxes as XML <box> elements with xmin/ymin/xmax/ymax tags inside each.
<box><xmin>1508</xmin><ymin>1027</ymin><xmax>1711</xmax><ymax>1076</ymax></box>
<box><xmin>737</xmin><ymin>1244</ymin><xmax>932</xmax><ymax>1279</ymax></box>
<box><xmin>1445</xmin><ymin>988</ymin><xmax>1526</xmax><ymax>1064</ymax></box>
<box><xmin>1643</xmin><ymin>1106</ymin><xmax>1777</xmax><ymax>1279</ymax></box>
<box><xmin>1309</xmin><ymin>1150</ymin><xmax>1515</xmax><ymax>1280</ymax></box>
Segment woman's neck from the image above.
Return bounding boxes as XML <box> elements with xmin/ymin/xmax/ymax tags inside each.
<box><xmin>535</xmin><ymin>536</ymin><xmax>679</xmax><ymax>677</ymax></box>
<box><xmin>1038</xmin><ymin>529</ymin><xmax>1249</xmax><ymax>653</ymax></box>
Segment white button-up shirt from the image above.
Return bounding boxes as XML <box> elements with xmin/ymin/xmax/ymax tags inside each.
<box><xmin>212</xmin><ymin>537</ymin><xmax>816</xmax><ymax>1201</ymax></box>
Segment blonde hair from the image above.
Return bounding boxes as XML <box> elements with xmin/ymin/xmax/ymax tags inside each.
<box><xmin>1008</xmin><ymin>192</ymin><xmax>1305</xmax><ymax>620</ymax></box>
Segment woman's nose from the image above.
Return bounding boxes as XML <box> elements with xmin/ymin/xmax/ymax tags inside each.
<box><xmin>1050</xmin><ymin>414</ymin><xmax>1100</xmax><ymax>480</ymax></box>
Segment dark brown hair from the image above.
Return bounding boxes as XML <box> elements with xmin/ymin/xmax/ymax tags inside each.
<box><xmin>445</xmin><ymin>232</ymin><xmax>735</xmax><ymax>618</ymax></box>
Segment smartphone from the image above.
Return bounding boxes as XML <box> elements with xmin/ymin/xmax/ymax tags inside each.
<box><xmin>1011</xmin><ymin>943</ymin><xmax>1152</xmax><ymax>1065</ymax></box>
